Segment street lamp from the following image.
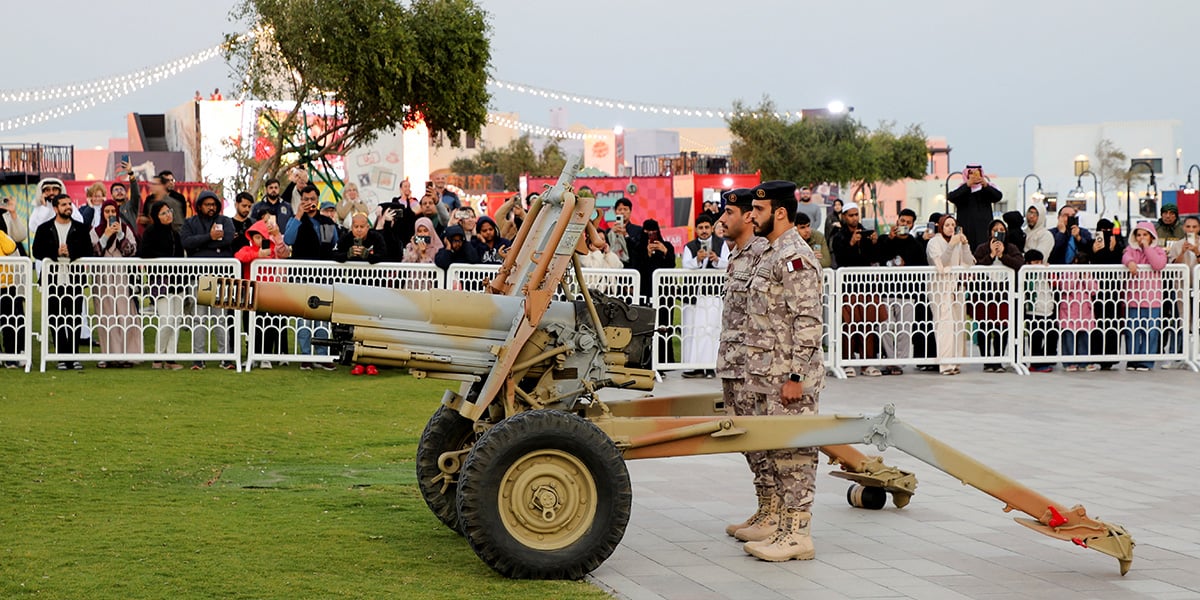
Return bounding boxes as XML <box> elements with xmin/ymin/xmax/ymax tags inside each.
<box><xmin>1184</xmin><ymin>164</ymin><xmax>1200</xmax><ymax>193</ymax></box>
<box><xmin>1072</xmin><ymin>170</ymin><xmax>1099</xmax><ymax>213</ymax></box>
<box><xmin>944</xmin><ymin>170</ymin><xmax>963</xmax><ymax>213</ymax></box>
<box><xmin>1126</xmin><ymin>161</ymin><xmax>1157</xmax><ymax>229</ymax></box>
<box><xmin>1022</xmin><ymin>173</ymin><xmax>1043</xmax><ymax>212</ymax></box>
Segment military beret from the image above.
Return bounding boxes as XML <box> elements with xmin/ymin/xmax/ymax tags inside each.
<box><xmin>721</xmin><ymin>188</ymin><xmax>754</xmax><ymax>211</ymax></box>
<box><xmin>751</xmin><ymin>180</ymin><xmax>797</xmax><ymax>202</ymax></box>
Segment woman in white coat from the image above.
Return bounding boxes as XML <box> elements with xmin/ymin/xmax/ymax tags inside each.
<box><xmin>925</xmin><ymin>214</ymin><xmax>975</xmax><ymax>375</ymax></box>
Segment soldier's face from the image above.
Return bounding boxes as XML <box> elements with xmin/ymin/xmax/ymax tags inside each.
<box><xmin>750</xmin><ymin>200</ymin><xmax>775</xmax><ymax>236</ymax></box>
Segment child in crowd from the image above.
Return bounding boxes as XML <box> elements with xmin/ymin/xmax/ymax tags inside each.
<box><xmin>1122</xmin><ymin>222</ymin><xmax>1168</xmax><ymax>370</ymax></box>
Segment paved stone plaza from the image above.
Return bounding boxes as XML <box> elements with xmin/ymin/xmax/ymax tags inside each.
<box><xmin>589</xmin><ymin>368</ymin><xmax>1199</xmax><ymax>599</ymax></box>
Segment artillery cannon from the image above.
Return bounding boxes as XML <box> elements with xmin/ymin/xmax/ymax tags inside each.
<box><xmin>197</xmin><ymin>157</ymin><xmax>1133</xmax><ymax>580</ymax></box>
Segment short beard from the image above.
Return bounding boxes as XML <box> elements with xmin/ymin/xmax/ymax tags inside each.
<box><xmin>754</xmin><ymin>217</ymin><xmax>774</xmax><ymax>237</ymax></box>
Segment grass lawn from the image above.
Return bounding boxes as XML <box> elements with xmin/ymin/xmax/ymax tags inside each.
<box><xmin>0</xmin><ymin>367</ymin><xmax>610</xmax><ymax>599</ymax></box>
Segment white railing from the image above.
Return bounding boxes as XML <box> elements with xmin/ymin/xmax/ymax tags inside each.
<box><xmin>1015</xmin><ymin>264</ymin><xmax>1192</xmax><ymax>371</ymax></box>
<box><xmin>245</xmin><ymin>260</ymin><xmax>443</xmax><ymax>369</ymax></box>
<box><xmin>650</xmin><ymin>269</ymin><xmax>728</xmax><ymax>372</ymax></box>
<box><xmin>834</xmin><ymin>266</ymin><xmax>1020</xmax><ymax>373</ymax></box>
<box><xmin>38</xmin><ymin>258</ymin><xmax>241</xmax><ymax>371</ymax></box>
<box><xmin>822</xmin><ymin>268</ymin><xmax>838</xmax><ymax>376</ymax></box>
<box><xmin>445</xmin><ymin>264</ymin><xmax>640</xmax><ymax>304</ymax></box>
<box><xmin>0</xmin><ymin>257</ymin><xmax>34</xmax><ymax>371</ymax></box>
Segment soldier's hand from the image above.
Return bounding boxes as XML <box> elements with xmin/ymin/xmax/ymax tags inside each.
<box><xmin>781</xmin><ymin>380</ymin><xmax>804</xmax><ymax>405</ymax></box>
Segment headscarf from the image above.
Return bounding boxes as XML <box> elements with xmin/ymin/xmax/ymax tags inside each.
<box><xmin>413</xmin><ymin>216</ymin><xmax>444</xmax><ymax>254</ymax></box>
<box><xmin>937</xmin><ymin>214</ymin><xmax>957</xmax><ymax>241</ymax></box>
<box><xmin>93</xmin><ymin>200</ymin><xmax>122</xmax><ymax>238</ymax></box>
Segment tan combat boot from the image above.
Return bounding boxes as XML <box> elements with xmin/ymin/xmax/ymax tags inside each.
<box><xmin>743</xmin><ymin>508</ymin><xmax>815</xmax><ymax>562</ymax></box>
<box><xmin>725</xmin><ymin>492</ymin><xmax>772</xmax><ymax>537</ymax></box>
<box><xmin>732</xmin><ymin>495</ymin><xmax>780</xmax><ymax>542</ymax></box>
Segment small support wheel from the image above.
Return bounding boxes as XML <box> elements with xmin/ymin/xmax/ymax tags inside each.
<box><xmin>846</xmin><ymin>484</ymin><xmax>887</xmax><ymax>510</ymax></box>
<box><xmin>456</xmin><ymin>410</ymin><xmax>631</xmax><ymax>579</ymax></box>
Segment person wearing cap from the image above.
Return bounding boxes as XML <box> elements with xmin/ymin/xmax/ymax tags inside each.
<box><xmin>829</xmin><ymin>200</ymin><xmax>878</xmax><ymax>268</ymax></box>
<box><xmin>1155</xmin><ymin>205</ymin><xmax>1184</xmax><ymax>244</ymax></box>
<box><xmin>717</xmin><ymin>187</ymin><xmax>775</xmax><ymax>543</ymax></box>
<box><xmin>739</xmin><ymin>180</ymin><xmax>824</xmax><ymax>562</ymax></box>
<box><xmin>283</xmin><ymin>185</ymin><xmax>340</xmax><ymax>371</ymax></box>
<box><xmin>181</xmin><ymin>190</ymin><xmax>237</xmax><ymax>369</ymax></box>
<box><xmin>947</xmin><ymin>164</ymin><xmax>1003</xmax><ymax>249</ymax></box>
<box><xmin>831</xmin><ymin>200</ymin><xmax>884</xmax><ymax>377</ymax></box>
<box><xmin>1122</xmin><ymin>222</ymin><xmax>1168</xmax><ymax>370</ymax></box>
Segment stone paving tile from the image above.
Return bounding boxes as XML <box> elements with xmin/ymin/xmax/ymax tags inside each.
<box><xmin>590</xmin><ymin>371</ymin><xmax>1198</xmax><ymax>599</ymax></box>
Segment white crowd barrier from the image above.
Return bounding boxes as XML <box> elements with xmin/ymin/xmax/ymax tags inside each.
<box><xmin>38</xmin><ymin>258</ymin><xmax>241</xmax><ymax>371</ymax></box>
<box><xmin>445</xmin><ymin>264</ymin><xmax>640</xmax><ymax>304</ymax></box>
<box><xmin>650</xmin><ymin>270</ymin><xmax>728</xmax><ymax>372</ymax></box>
<box><xmin>822</xmin><ymin>269</ymin><xmax>837</xmax><ymax>376</ymax></box>
<box><xmin>245</xmin><ymin>260</ymin><xmax>443</xmax><ymax>369</ymax></box>
<box><xmin>0</xmin><ymin>257</ymin><xmax>34</xmax><ymax>371</ymax></box>
<box><xmin>833</xmin><ymin>266</ymin><xmax>1019</xmax><ymax>373</ymax></box>
<box><xmin>1016</xmin><ymin>264</ymin><xmax>1193</xmax><ymax>370</ymax></box>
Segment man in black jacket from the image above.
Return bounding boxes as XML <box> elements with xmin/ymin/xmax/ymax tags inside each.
<box><xmin>181</xmin><ymin>190</ymin><xmax>237</xmax><ymax>369</ymax></box>
<box><xmin>434</xmin><ymin>224</ymin><xmax>480</xmax><ymax>269</ymax></box>
<box><xmin>830</xmin><ymin>201</ymin><xmax>878</xmax><ymax>268</ymax></box>
<box><xmin>32</xmin><ymin>194</ymin><xmax>93</xmax><ymax>370</ymax></box>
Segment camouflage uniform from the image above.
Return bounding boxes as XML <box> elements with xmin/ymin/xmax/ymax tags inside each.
<box><xmin>743</xmin><ymin>226</ymin><xmax>824</xmax><ymax>512</ymax></box>
<box><xmin>718</xmin><ymin>235</ymin><xmax>770</xmax><ymax>490</ymax></box>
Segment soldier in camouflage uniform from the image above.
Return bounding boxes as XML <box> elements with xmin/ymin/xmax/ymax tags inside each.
<box><xmin>715</xmin><ymin>188</ymin><xmax>773</xmax><ymax>542</ymax></box>
<box><xmin>741</xmin><ymin>180</ymin><xmax>825</xmax><ymax>562</ymax></box>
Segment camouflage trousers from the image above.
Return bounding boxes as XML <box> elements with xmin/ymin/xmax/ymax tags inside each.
<box><xmin>722</xmin><ymin>378</ymin><xmax>770</xmax><ymax>491</ymax></box>
<box><xmin>747</xmin><ymin>388</ymin><xmax>819</xmax><ymax>512</ymax></box>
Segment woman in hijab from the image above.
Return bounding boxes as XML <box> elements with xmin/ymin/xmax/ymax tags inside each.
<box><xmin>137</xmin><ymin>201</ymin><xmax>186</xmax><ymax>370</ymax></box>
<box><xmin>402</xmin><ymin>216</ymin><xmax>443</xmax><ymax>263</ymax></box>
<box><xmin>90</xmin><ymin>200</ymin><xmax>141</xmax><ymax>367</ymax></box>
<box><xmin>925</xmin><ymin>214</ymin><xmax>975</xmax><ymax>375</ymax></box>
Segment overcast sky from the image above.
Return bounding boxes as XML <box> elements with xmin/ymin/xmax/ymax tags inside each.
<box><xmin>4</xmin><ymin>0</ymin><xmax>1197</xmax><ymax>177</ymax></box>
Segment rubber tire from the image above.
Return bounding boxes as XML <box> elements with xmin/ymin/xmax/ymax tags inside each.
<box><xmin>456</xmin><ymin>410</ymin><xmax>632</xmax><ymax>580</ymax></box>
<box><xmin>416</xmin><ymin>405</ymin><xmax>478</xmax><ymax>533</ymax></box>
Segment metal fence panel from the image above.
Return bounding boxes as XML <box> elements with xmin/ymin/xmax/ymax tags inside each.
<box><xmin>0</xmin><ymin>257</ymin><xmax>34</xmax><ymax>371</ymax></box>
<box><xmin>651</xmin><ymin>269</ymin><xmax>727</xmax><ymax>372</ymax></box>
<box><xmin>245</xmin><ymin>260</ymin><xmax>443</xmax><ymax>368</ymax></box>
<box><xmin>1016</xmin><ymin>264</ymin><xmax>1191</xmax><ymax>369</ymax></box>
<box><xmin>835</xmin><ymin>266</ymin><xmax>1018</xmax><ymax>370</ymax></box>
<box><xmin>38</xmin><ymin>258</ymin><xmax>241</xmax><ymax>371</ymax></box>
<box><xmin>445</xmin><ymin>264</ymin><xmax>640</xmax><ymax>304</ymax></box>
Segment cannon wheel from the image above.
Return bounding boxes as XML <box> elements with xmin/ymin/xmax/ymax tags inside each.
<box><xmin>416</xmin><ymin>405</ymin><xmax>478</xmax><ymax>533</ymax></box>
<box><xmin>456</xmin><ymin>410</ymin><xmax>631</xmax><ymax>579</ymax></box>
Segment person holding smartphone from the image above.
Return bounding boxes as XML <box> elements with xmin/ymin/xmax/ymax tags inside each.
<box><xmin>89</xmin><ymin>200</ymin><xmax>140</xmax><ymax>368</ymax></box>
<box><xmin>630</xmin><ymin>218</ymin><xmax>675</xmax><ymax>297</ymax></box>
<box><xmin>971</xmin><ymin>219</ymin><xmax>1024</xmax><ymax>373</ymax></box>
<box><xmin>0</xmin><ymin>195</ymin><xmax>28</xmax><ymax>256</ymax></box>
<box><xmin>335</xmin><ymin>213</ymin><xmax>386</xmax><ymax>264</ymax></box>
<box><xmin>402</xmin><ymin>217</ymin><xmax>443</xmax><ymax>263</ymax></box>
<box><xmin>1049</xmin><ymin>205</ymin><xmax>1093</xmax><ymax>265</ymax></box>
<box><xmin>946</xmin><ymin>163</ymin><xmax>1004</xmax><ymax>250</ymax></box>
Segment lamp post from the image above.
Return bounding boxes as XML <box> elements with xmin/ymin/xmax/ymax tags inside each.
<box><xmin>1072</xmin><ymin>170</ymin><xmax>1099</xmax><ymax>213</ymax></box>
<box><xmin>1021</xmin><ymin>173</ymin><xmax>1042</xmax><ymax>213</ymax></box>
<box><xmin>944</xmin><ymin>171</ymin><xmax>963</xmax><ymax>214</ymax></box>
<box><xmin>1126</xmin><ymin>161</ymin><xmax>1156</xmax><ymax>231</ymax></box>
<box><xmin>1184</xmin><ymin>164</ymin><xmax>1200</xmax><ymax>193</ymax></box>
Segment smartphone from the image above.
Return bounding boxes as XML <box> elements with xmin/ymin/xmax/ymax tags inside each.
<box><xmin>456</xmin><ymin>209</ymin><xmax>473</xmax><ymax>220</ymax></box>
<box><xmin>415</xmin><ymin>235</ymin><xmax>430</xmax><ymax>245</ymax></box>
<box><xmin>993</xmin><ymin>231</ymin><xmax>1006</xmax><ymax>243</ymax></box>
<box><xmin>260</xmin><ymin>238</ymin><xmax>271</xmax><ymax>250</ymax></box>
<box><xmin>352</xmin><ymin>237</ymin><xmax>364</xmax><ymax>247</ymax></box>
<box><xmin>955</xmin><ymin>226</ymin><xmax>963</xmax><ymax>235</ymax></box>
<box><xmin>895</xmin><ymin>225</ymin><xmax>909</xmax><ymax>236</ymax></box>
<box><xmin>109</xmin><ymin>216</ymin><xmax>118</xmax><ymax>226</ymax></box>
<box><xmin>1189</xmin><ymin>233</ymin><xmax>1198</xmax><ymax>246</ymax></box>
<box><xmin>614</xmin><ymin>214</ymin><xmax>626</xmax><ymax>224</ymax></box>
<box><xmin>647</xmin><ymin>231</ymin><xmax>662</xmax><ymax>244</ymax></box>
<box><xmin>119</xmin><ymin>153</ymin><xmax>130</xmax><ymax>166</ymax></box>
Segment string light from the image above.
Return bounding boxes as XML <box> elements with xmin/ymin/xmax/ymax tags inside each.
<box><xmin>487</xmin><ymin>77</ymin><xmax>806</xmax><ymax>121</ymax></box>
<box><xmin>0</xmin><ymin>46</ymin><xmax>224</xmax><ymax>132</ymax></box>
<box><xmin>486</xmin><ymin>114</ymin><xmax>609</xmax><ymax>140</ymax></box>
<box><xmin>0</xmin><ymin>44</ymin><xmax>224</xmax><ymax>103</ymax></box>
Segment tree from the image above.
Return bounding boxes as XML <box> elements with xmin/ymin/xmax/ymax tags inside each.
<box><xmin>224</xmin><ymin>0</ymin><xmax>491</xmax><ymax>193</ymax></box>
<box><xmin>450</xmin><ymin>135</ymin><xmax>567</xmax><ymax>190</ymax></box>
<box><xmin>727</xmin><ymin>98</ymin><xmax>928</xmax><ymax>188</ymax></box>
<box><xmin>1091</xmin><ymin>138</ymin><xmax>1144</xmax><ymax>215</ymax></box>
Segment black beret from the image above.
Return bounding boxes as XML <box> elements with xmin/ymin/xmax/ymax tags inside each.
<box><xmin>751</xmin><ymin>180</ymin><xmax>797</xmax><ymax>202</ymax></box>
<box><xmin>721</xmin><ymin>188</ymin><xmax>754</xmax><ymax>211</ymax></box>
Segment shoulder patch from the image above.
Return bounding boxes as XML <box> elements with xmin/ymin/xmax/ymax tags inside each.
<box><xmin>785</xmin><ymin>258</ymin><xmax>806</xmax><ymax>273</ymax></box>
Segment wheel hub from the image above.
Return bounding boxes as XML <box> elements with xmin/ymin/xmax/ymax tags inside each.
<box><xmin>499</xmin><ymin>449</ymin><xmax>598</xmax><ymax>551</ymax></box>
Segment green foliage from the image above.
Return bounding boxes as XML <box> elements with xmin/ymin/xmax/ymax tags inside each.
<box><xmin>450</xmin><ymin>135</ymin><xmax>568</xmax><ymax>190</ymax></box>
<box><xmin>728</xmin><ymin>98</ymin><xmax>928</xmax><ymax>187</ymax></box>
<box><xmin>0</xmin><ymin>369</ymin><xmax>608</xmax><ymax>600</ymax></box>
<box><xmin>225</xmin><ymin>0</ymin><xmax>491</xmax><ymax>192</ymax></box>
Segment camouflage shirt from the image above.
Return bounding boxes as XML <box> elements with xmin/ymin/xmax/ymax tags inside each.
<box><xmin>743</xmin><ymin>227</ymin><xmax>825</xmax><ymax>393</ymax></box>
<box><xmin>717</xmin><ymin>236</ymin><xmax>768</xmax><ymax>379</ymax></box>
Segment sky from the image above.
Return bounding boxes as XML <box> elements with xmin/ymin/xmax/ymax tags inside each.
<box><xmin>3</xmin><ymin>0</ymin><xmax>1199</xmax><ymax>178</ymax></box>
